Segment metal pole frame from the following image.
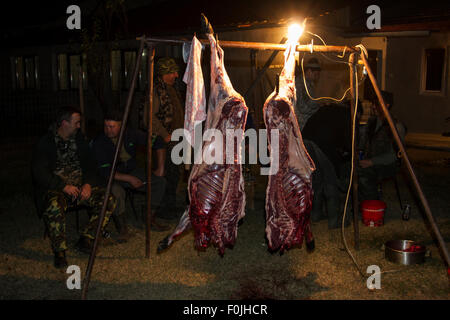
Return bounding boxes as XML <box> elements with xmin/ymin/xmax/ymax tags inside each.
<box><xmin>146</xmin><ymin>45</ymin><xmax>156</xmax><ymax>258</ymax></box>
<box><xmin>139</xmin><ymin>36</ymin><xmax>358</xmax><ymax>54</ymax></box>
<box><xmin>79</xmin><ymin>35</ymin><xmax>449</xmax><ymax>300</ymax></box>
<box><xmin>81</xmin><ymin>37</ymin><xmax>146</xmax><ymax>300</ymax></box>
<box><xmin>79</xmin><ymin>65</ymin><xmax>86</xmax><ymax>135</ymax></box>
<box><xmin>348</xmin><ymin>53</ymin><xmax>360</xmax><ymax>250</ymax></box>
<box><xmin>140</xmin><ymin>36</ymin><xmax>449</xmax><ymax>268</ymax></box>
<box><xmin>360</xmin><ymin>52</ymin><xmax>450</xmax><ymax>269</ymax></box>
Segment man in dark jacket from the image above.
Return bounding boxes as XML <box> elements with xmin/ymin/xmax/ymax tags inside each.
<box><xmin>92</xmin><ymin>110</ymin><xmax>168</xmax><ymax>237</ymax></box>
<box><xmin>358</xmin><ymin>91</ymin><xmax>406</xmax><ymax>201</ymax></box>
<box><xmin>32</xmin><ymin>106</ymin><xmax>116</xmax><ymax>269</ymax></box>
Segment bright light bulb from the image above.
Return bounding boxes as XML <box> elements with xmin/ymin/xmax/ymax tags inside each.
<box><xmin>287</xmin><ymin>23</ymin><xmax>304</xmax><ymax>43</ymax></box>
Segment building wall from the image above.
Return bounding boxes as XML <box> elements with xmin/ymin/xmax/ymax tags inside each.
<box><xmin>1</xmin><ymin>40</ymin><xmax>186</xmax><ymax>140</ymax></box>
<box><xmin>385</xmin><ymin>33</ymin><xmax>450</xmax><ymax>134</ymax></box>
<box><xmin>219</xmin><ymin>27</ymin><xmax>450</xmax><ymax>135</ymax></box>
<box><xmin>3</xmin><ymin>27</ymin><xmax>448</xmax><ymax>140</ymax></box>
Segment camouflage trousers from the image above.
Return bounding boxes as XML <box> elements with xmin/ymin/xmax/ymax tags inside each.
<box><xmin>42</xmin><ymin>186</ymin><xmax>116</xmax><ymax>253</ymax></box>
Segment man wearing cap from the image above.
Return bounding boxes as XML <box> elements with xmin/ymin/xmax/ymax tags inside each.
<box><xmin>358</xmin><ymin>91</ymin><xmax>406</xmax><ymax>201</ymax></box>
<box><xmin>146</xmin><ymin>57</ymin><xmax>185</xmax><ymax>220</ymax></box>
<box><xmin>32</xmin><ymin>106</ymin><xmax>116</xmax><ymax>268</ymax></box>
<box><xmin>92</xmin><ymin>109</ymin><xmax>169</xmax><ymax>236</ymax></box>
<box><xmin>295</xmin><ymin>57</ymin><xmax>322</xmax><ymax>130</ymax></box>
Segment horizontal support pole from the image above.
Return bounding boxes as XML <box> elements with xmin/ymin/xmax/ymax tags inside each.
<box><xmin>137</xmin><ymin>36</ymin><xmax>358</xmax><ymax>53</ymax></box>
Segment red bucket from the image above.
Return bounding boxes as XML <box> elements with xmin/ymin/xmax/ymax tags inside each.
<box><xmin>361</xmin><ymin>200</ymin><xmax>386</xmax><ymax>227</ymax></box>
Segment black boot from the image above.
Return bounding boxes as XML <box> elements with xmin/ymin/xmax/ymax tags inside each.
<box><xmin>311</xmin><ymin>189</ymin><xmax>324</xmax><ymax>223</ymax></box>
<box><xmin>112</xmin><ymin>214</ymin><xmax>130</xmax><ymax>243</ymax></box>
<box><xmin>326</xmin><ymin>195</ymin><xmax>342</xmax><ymax>229</ymax></box>
<box><xmin>54</xmin><ymin>251</ymin><xmax>68</xmax><ymax>269</ymax></box>
<box><xmin>75</xmin><ymin>236</ymin><xmax>94</xmax><ymax>254</ymax></box>
<box><xmin>150</xmin><ymin>211</ymin><xmax>170</xmax><ymax>232</ymax></box>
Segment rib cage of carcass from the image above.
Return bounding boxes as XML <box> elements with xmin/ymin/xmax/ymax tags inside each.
<box><xmin>263</xmin><ymin>41</ymin><xmax>316</xmax><ymax>253</ymax></box>
<box><xmin>158</xmin><ymin>34</ymin><xmax>248</xmax><ymax>256</ymax></box>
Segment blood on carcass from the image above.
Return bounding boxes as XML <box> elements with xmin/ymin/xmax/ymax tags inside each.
<box><xmin>263</xmin><ymin>42</ymin><xmax>316</xmax><ymax>253</ymax></box>
<box><xmin>158</xmin><ymin>34</ymin><xmax>247</xmax><ymax>256</ymax></box>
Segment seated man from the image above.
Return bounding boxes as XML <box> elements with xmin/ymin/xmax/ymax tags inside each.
<box><xmin>358</xmin><ymin>91</ymin><xmax>406</xmax><ymax>201</ymax></box>
<box><xmin>32</xmin><ymin>106</ymin><xmax>116</xmax><ymax>269</ymax></box>
<box><xmin>302</xmin><ymin>103</ymin><xmax>353</xmax><ymax>229</ymax></box>
<box><xmin>304</xmin><ymin>139</ymin><xmax>350</xmax><ymax>229</ymax></box>
<box><xmin>92</xmin><ymin>109</ymin><xmax>169</xmax><ymax>238</ymax></box>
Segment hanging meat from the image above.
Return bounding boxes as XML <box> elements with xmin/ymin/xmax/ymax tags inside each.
<box><xmin>158</xmin><ymin>32</ymin><xmax>248</xmax><ymax>256</ymax></box>
<box><xmin>263</xmin><ymin>40</ymin><xmax>316</xmax><ymax>253</ymax></box>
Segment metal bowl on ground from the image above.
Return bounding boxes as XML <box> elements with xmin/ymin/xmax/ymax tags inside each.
<box><xmin>385</xmin><ymin>240</ymin><xmax>426</xmax><ymax>265</ymax></box>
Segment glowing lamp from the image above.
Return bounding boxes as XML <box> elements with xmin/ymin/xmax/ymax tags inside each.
<box><xmin>287</xmin><ymin>23</ymin><xmax>304</xmax><ymax>43</ymax></box>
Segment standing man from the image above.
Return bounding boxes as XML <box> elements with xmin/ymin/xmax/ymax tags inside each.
<box><xmin>358</xmin><ymin>91</ymin><xmax>406</xmax><ymax>201</ymax></box>
<box><xmin>295</xmin><ymin>57</ymin><xmax>322</xmax><ymax>131</ymax></box>
<box><xmin>147</xmin><ymin>57</ymin><xmax>185</xmax><ymax>220</ymax></box>
<box><xmin>92</xmin><ymin>109</ymin><xmax>169</xmax><ymax>236</ymax></box>
<box><xmin>32</xmin><ymin>106</ymin><xmax>116</xmax><ymax>269</ymax></box>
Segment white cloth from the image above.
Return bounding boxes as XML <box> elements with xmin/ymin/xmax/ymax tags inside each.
<box><xmin>183</xmin><ymin>36</ymin><xmax>206</xmax><ymax>147</ymax></box>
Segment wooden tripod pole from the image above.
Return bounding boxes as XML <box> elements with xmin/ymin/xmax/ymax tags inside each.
<box><xmin>348</xmin><ymin>53</ymin><xmax>360</xmax><ymax>250</ymax></box>
<box><xmin>360</xmin><ymin>51</ymin><xmax>450</xmax><ymax>269</ymax></box>
<box><xmin>146</xmin><ymin>45</ymin><xmax>155</xmax><ymax>258</ymax></box>
<box><xmin>81</xmin><ymin>38</ymin><xmax>146</xmax><ymax>299</ymax></box>
<box><xmin>79</xmin><ymin>65</ymin><xmax>86</xmax><ymax>135</ymax></box>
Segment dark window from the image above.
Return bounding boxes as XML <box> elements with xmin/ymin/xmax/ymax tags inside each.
<box><xmin>111</xmin><ymin>49</ymin><xmax>147</xmax><ymax>91</ymax></box>
<box><xmin>58</xmin><ymin>53</ymin><xmax>87</xmax><ymax>90</ymax></box>
<box><xmin>12</xmin><ymin>56</ymin><xmax>38</xmax><ymax>89</ymax></box>
<box><xmin>123</xmin><ymin>50</ymin><xmax>136</xmax><ymax>90</ymax></box>
<box><xmin>423</xmin><ymin>48</ymin><xmax>446</xmax><ymax>92</ymax></box>
<box><xmin>57</xmin><ymin>54</ymin><xmax>69</xmax><ymax>90</ymax></box>
<box><xmin>111</xmin><ymin>50</ymin><xmax>121</xmax><ymax>91</ymax></box>
<box><xmin>139</xmin><ymin>49</ymin><xmax>148</xmax><ymax>91</ymax></box>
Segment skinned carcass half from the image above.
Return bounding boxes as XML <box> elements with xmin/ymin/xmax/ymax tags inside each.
<box><xmin>158</xmin><ymin>34</ymin><xmax>247</xmax><ymax>256</ymax></box>
<box><xmin>263</xmin><ymin>41</ymin><xmax>316</xmax><ymax>253</ymax></box>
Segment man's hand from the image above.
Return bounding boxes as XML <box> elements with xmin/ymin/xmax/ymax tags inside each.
<box><xmin>80</xmin><ymin>184</ymin><xmax>92</xmax><ymax>201</ymax></box>
<box><xmin>63</xmin><ymin>185</ymin><xmax>80</xmax><ymax>199</ymax></box>
<box><xmin>164</xmin><ymin>134</ymin><xmax>172</xmax><ymax>144</ymax></box>
<box><xmin>128</xmin><ymin>176</ymin><xmax>144</xmax><ymax>189</ymax></box>
<box><xmin>359</xmin><ymin>159</ymin><xmax>374</xmax><ymax>168</ymax></box>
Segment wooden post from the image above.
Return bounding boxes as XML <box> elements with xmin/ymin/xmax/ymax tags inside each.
<box><xmin>139</xmin><ymin>37</ymin><xmax>357</xmax><ymax>54</ymax></box>
<box><xmin>81</xmin><ymin>38</ymin><xmax>146</xmax><ymax>300</ymax></box>
<box><xmin>146</xmin><ymin>45</ymin><xmax>155</xmax><ymax>259</ymax></box>
<box><xmin>249</xmin><ymin>49</ymin><xmax>257</xmax><ymax>121</ymax></box>
<box><xmin>79</xmin><ymin>66</ymin><xmax>86</xmax><ymax>135</ymax></box>
<box><xmin>360</xmin><ymin>52</ymin><xmax>450</xmax><ymax>269</ymax></box>
<box><xmin>349</xmin><ymin>53</ymin><xmax>360</xmax><ymax>250</ymax></box>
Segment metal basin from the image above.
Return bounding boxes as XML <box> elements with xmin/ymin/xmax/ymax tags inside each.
<box><xmin>385</xmin><ymin>240</ymin><xmax>426</xmax><ymax>265</ymax></box>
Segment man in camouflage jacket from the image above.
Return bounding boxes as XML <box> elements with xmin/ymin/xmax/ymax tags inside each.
<box><xmin>32</xmin><ymin>106</ymin><xmax>116</xmax><ymax>269</ymax></box>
